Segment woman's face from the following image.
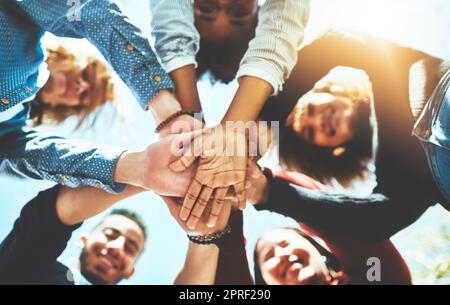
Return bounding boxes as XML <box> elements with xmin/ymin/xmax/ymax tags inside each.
<box><xmin>39</xmin><ymin>60</ymin><xmax>95</xmax><ymax>108</ymax></box>
<box><xmin>194</xmin><ymin>0</ymin><xmax>258</xmax><ymax>46</ymax></box>
<box><xmin>256</xmin><ymin>229</ymin><xmax>330</xmax><ymax>285</ymax></box>
<box><xmin>286</xmin><ymin>92</ymin><xmax>357</xmax><ymax>148</ymax></box>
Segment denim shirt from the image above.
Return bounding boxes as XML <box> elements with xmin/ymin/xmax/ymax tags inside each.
<box><xmin>0</xmin><ymin>0</ymin><xmax>173</xmax><ymax>193</ymax></box>
<box><xmin>150</xmin><ymin>0</ymin><xmax>310</xmax><ymax>95</ymax></box>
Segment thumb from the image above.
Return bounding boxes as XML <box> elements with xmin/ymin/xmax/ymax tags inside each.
<box><xmin>170</xmin><ymin>129</ymin><xmax>209</xmax><ymax>172</ymax></box>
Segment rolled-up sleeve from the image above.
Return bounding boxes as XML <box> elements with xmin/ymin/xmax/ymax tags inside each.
<box><xmin>237</xmin><ymin>0</ymin><xmax>310</xmax><ymax>95</ymax></box>
<box><xmin>0</xmin><ymin>109</ymin><xmax>126</xmax><ymax>194</ymax></box>
<box><xmin>13</xmin><ymin>0</ymin><xmax>173</xmax><ymax>109</ymax></box>
<box><xmin>149</xmin><ymin>0</ymin><xmax>200</xmax><ymax>73</ymax></box>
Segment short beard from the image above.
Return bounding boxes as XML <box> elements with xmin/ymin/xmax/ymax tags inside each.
<box><xmin>79</xmin><ymin>249</ymin><xmax>111</xmax><ymax>285</ymax></box>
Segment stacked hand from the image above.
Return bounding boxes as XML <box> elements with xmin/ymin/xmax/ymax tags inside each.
<box><xmin>170</xmin><ymin>124</ymin><xmax>248</xmax><ymax>230</ymax></box>
<box><xmin>163</xmin><ymin>196</ymin><xmax>232</xmax><ymax>236</ymax></box>
<box><xmin>114</xmin><ymin>129</ymin><xmax>205</xmax><ymax>197</ymax></box>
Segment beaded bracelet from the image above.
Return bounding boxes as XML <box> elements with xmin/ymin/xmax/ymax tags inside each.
<box><xmin>187</xmin><ymin>226</ymin><xmax>232</xmax><ymax>248</ymax></box>
<box><xmin>154</xmin><ymin>110</ymin><xmax>196</xmax><ymax>133</ymax></box>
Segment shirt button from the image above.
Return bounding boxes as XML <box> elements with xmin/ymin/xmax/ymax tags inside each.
<box><xmin>127</xmin><ymin>44</ymin><xmax>134</xmax><ymax>52</ymax></box>
<box><xmin>61</xmin><ymin>176</ymin><xmax>68</xmax><ymax>183</ymax></box>
<box><xmin>153</xmin><ymin>75</ymin><xmax>162</xmax><ymax>84</ymax></box>
<box><xmin>96</xmin><ymin>182</ymin><xmax>103</xmax><ymax>188</ymax></box>
<box><xmin>1</xmin><ymin>98</ymin><xmax>10</xmax><ymax>105</ymax></box>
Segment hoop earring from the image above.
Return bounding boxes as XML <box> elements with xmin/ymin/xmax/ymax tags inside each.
<box><xmin>333</xmin><ymin>147</ymin><xmax>346</xmax><ymax>157</ymax></box>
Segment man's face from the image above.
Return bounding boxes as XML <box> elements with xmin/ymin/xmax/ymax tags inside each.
<box><xmin>80</xmin><ymin>215</ymin><xmax>145</xmax><ymax>285</ymax></box>
<box><xmin>256</xmin><ymin>229</ymin><xmax>330</xmax><ymax>285</ymax></box>
<box><xmin>39</xmin><ymin>59</ymin><xmax>101</xmax><ymax>108</ymax></box>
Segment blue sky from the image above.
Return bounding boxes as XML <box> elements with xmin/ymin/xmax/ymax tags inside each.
<box><xmin>1</xmin><ymin>0</ymin><xmax>449</xmax><ymax>284</ymax></box>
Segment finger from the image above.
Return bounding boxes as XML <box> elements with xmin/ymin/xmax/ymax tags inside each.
<box><xmin>187</xmin><ymin>185</ymin><xmax>213</xmax><ymax>230</ymax></box>
<box><xmin>207</xmin><ymin>187</ymin><xmax>228</xmax><ymax>227</ymax></box>
<box><xmin>170</xmin><ymin>131</ymin><xmax>207</xmax><ymax>171</ymax></box>
<box><xmin>169</xmin><ymin>152</ymin><xmax>197</xmax><ymax>172</ymax></box>
<box><xmin>180</xmin><ymin>179</ymin><xmax>202</xmax><ymax>221</ymax></box>
<box><xmin>234</xmin><ymin>181</ymin><xmax>246</xmax><ymax>210</ymax></box>
<box><xmin>177</xmin><ymin>128</ymin><xmax>208</xmax><ymax>149</ymax></box>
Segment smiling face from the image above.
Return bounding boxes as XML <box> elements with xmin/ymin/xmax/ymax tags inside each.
<box><xmin>256</xmin><ymin>229</ymin><xmax>331</xmax><ymax>285</ymax></box>
<box><xmin>194</xmin><ymin>0</ymin><xmax>258</xmax><ymax>82</ymax></box>
<box><xmin>287</xmin><ymin>92</ymin><xmax>357</xmax><ymax>148</ymax></box>
<box><xmin>33</xmin><ymin>47</ymin><xmax>113</xmax><ymax>127</ymax></box>
<box><xmin>39</xmin><ymin>54</ymin><xmax>99</xmax><ymax>108</ymax></box>
<box><xmin>80</xmin><ymin>215</ymin><xmax>145</xmax><ymax>285</ymax></box>
<box><xmin>194</xmin><ymin>0</ymin><xmax>258</xmax><ymax>45</ymax></box>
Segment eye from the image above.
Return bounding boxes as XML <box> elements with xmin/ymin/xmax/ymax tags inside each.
<box><xmin>263</xmin><ymin>248</ymin><xmax>275</xmax><ymax>262</ymax></box>
<box><xmin>308</xmin><ymin>127</ymin><xmax>315</xmax><ymax>142</ymax></box>
<box><xmin>278</xmin><ymin>240</ymin><xmax>289</xmax><ymax>248</ymax></box>
<box><xmin>307</xmin><ymin>103</ymin><xmax>315</xmax><ymax>116</ymax></box>
<box><xmin>229</xmin><ymin>6</ymin><xmax>250</xmax><ymax>18</ymax></box>
<box><xmin>81</xmin><ymin>69</ymin><xmax>88</xmax><ymax>81</ymax></box>
<box><xmin>103</xmin><ymin>229</ymin><xmax>119</xmax><ymax>239</ymax></box>
<box><xmin>197</xmin><ymin>2</ymin><xmax>219</xmax><ymax>14</ymax></box>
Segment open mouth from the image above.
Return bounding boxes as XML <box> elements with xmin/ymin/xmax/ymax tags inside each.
<box><xmin>277</xmin><ymin>255</ymin><xmax>304</xmax><ymax>280</ymax></box>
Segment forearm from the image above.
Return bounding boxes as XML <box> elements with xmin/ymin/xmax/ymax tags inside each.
<box><xmin>222</xmin><ymin>76</ymin><xmax>273</xmax><ymax>123</ymax></box>
<box><xmin>14</xmin><ymin>0</ymin><xmax>173</xmax><ymax>108</ymax></box>
<box><xmin>174</xmin><ymin>242</ymin><xmax>219</xmax><ymax>285</ymax></box>
<box><xmin>237</xmin><ymin>0</ymin><xmax>309</xmax><ymax>95</ymax></box>
<box><xmin>214</xmin><ymin>212</ymin><xmax>254</xmax><ymax>285</ymax></box>
<box><xmin>150</xmin><ymin>0</ymin><xmax>199</xmax><ymax>73</ymax></box>
<box><xmin>56</xmin><ymin>185</ymin><xmax>144</xmax><ymax>226</ymax></box>
<box><xmin>257</xmin><ymin>176</ymin><xmax>429</xmax><ymax>241</ymax></box>
<box><xmin>170</xmin><ymin>65</ymin><xmax>202</xmax><ymax>113</ymax></box>
<box><xmin>0</xmin><ymin>129</ymin><xmax>126</xmax><ymax>194</ymax></box>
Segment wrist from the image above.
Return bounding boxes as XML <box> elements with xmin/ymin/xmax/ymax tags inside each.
<box><xmin>187</xmin><ymin>226</ymin><xmax>232</xmax><ymax>249</ymax></box>
<box><xmin>113</xmin><ymin>150</ymin><xmax>146</xmax><ymax>187</ymax></box>
<box><xmin>148</xmin><ymin>90</ymin><xmax>182</xmax><ymax>124</ymax></box>
<box><xmin>158</xmin><ymin>113</ymin><xmax>205</xmax><ymax>135</ymax></box>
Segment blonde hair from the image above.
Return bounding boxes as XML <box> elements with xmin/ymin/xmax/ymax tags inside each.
<box><xmin>32</xmin><ymin>47</ymin><xmax>114</xmax><ymax>129</ymax></box>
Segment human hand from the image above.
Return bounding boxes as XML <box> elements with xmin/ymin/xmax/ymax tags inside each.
<box><xmin>245</xmin><ymin>161</ymin><xmax>269</xmax><ymax>205</ymax></box>
<box><xmin>163</xmin><ymin>196</ymin><xmax>232</xmax><ymax>236</ymax></box>
<box><xmin>114</xmin><ymin>129</ymin><xmax>205</xmax><ymax>197</ymax></box>
<box><xmin>158</xmin><ymin>114</ymin><xmax>204</xmax><ymax>137</ymax></box>
<box><xmin>170</xmin><ymin>124</ymin><xmax>248</xmax><ymax>230</ymax></box>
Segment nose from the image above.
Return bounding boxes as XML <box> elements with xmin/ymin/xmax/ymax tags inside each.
<box><xmin>76</xmin><ymin>77</ymin><xmax>90</xmax><ymax>95</ymax></box>
<box><xmin>106</xmin><ymin>236</ymin><xmax>126</xmax><ymax>259</ymax></box>
<box><xmin>274</xmin><ymin>245</ymin><xmax>292</xmax><ymax>259</ymax></box>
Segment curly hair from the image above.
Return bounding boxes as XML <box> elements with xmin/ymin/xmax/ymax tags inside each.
<box><xmin>279</xmin><ymin>68</ymin><xmax>375</xmax><ymax>186</ymax></box>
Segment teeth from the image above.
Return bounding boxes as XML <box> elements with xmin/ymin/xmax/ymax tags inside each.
<box><xmin>288</xmin><ymin>254</ymin><xmax>299</xmax><ymax>263</ymax></box>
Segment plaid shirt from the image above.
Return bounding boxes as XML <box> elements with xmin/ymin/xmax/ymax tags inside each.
<box><xmin>0</xmin><ymin>0</ymin><xmax>173</xmax><ymax>193</ymax></box>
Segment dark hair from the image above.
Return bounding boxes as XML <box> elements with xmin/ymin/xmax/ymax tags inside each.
<box><xmin>79</xmin><ymin>209</ymin><xmax>147</xmax><ymax>285</ymax></box>
<box><xmin>253</xmin><ymin>227</ymin><xmax>342</xmax><ymax>285</ymax></box>
<box><xmin>279</xmin><ymin>102</ymin><xmax>373</xmax><ymax>187</ymax></box>
<box><xmin>106</xmin><ymin>209</ymin><xmax>148</xmax><ymax>241</ymax></box>
<box><xmin>279</xmin><ymin>73</ymin><xmax>375</xmax><ymax>187</ymax></box>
